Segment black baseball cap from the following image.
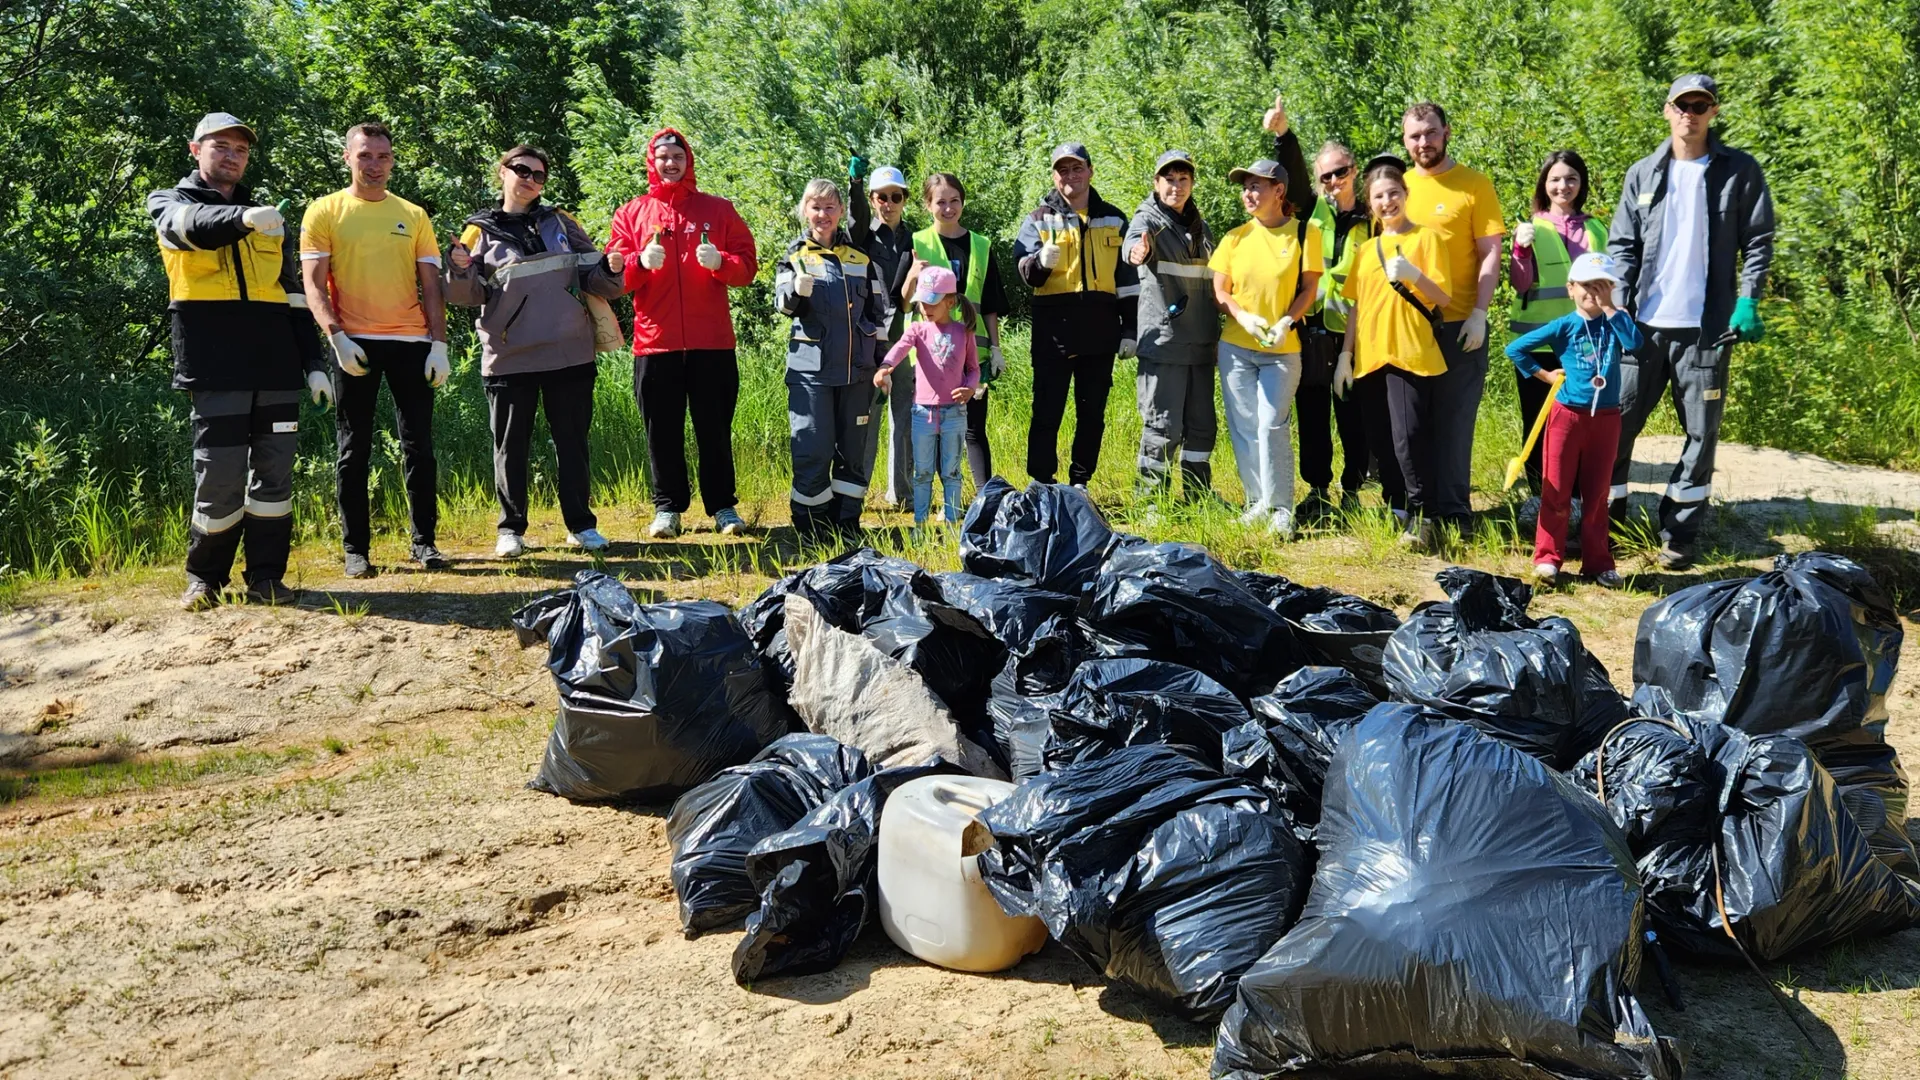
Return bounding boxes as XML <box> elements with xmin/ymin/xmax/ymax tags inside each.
<box><xmin>1154</xmin><ymin>149</ymin><xmax>1196</xmax><ymax>176</ymax></box>
<box><xmin>1228</xmin><ymin>159</ymin><xmax>1287</xmax><ymax>186</ymax></box>
<box><xmin>1666</xmin><ymin>74</ymin><xmax>1718</xmax><ymax>103</ymax></box>
<box><xmin>1050</xmin><ymin>142</ymin><xmax>1091</xmax><ymax>169</ymax></box>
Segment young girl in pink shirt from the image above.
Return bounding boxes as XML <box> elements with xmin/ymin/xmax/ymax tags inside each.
<box><xmin>875</xmin><ymin>266</ymin><xmax>980</xmax><ymax>526</ymax></box>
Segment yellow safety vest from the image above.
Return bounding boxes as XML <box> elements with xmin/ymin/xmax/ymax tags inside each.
<box><xmin>1509</xmin><ymin>215</ymin><xmax>1609</xmax><ymax>340</ymax></box>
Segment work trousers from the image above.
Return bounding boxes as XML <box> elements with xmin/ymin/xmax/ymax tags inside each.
<box><xmin>1383</xmin><ymin>365</ymin><xmax>1441</xmax><ymax>519</ymax></box>
<box><xmin>788</xmin><ymin>372</ymin><xmax>874</xmax><ymax>539</ymax></box>
<box><xmin>1135</xmin><ymin>359</ymin><xmax>1217</xmax><ymax>499</ymax></box>
<box><xmin>864</xmin><ymin>356</ymin><xmax>914</xmax><ymax>505</ymax></box>
<box><xmin>637</xmin><ymin>349</ymin><xmax>739</xmax><ymax>516</ymax></box>
<box><xmin>186</xmin><ymin>388</ymin><xmax>301</xmax><ymax>589</ymax></box>
<box><xmin>1610</xmin><ymin>326</ymin><xmax>1728</xmax><ymax>547</ymax></box>
<box><xmin>1350</xmin><ymin>368</ymin><xmax>1408</xmax><ymax>511</ymax></box>
<box><xmin>1217</xmin><ymin>343</ymin><xmax>1301</xmax><ymax>514</ymax></box>
<box><xmin>1432</xmin><ymin>323</ymin><xmax>1489</xmax><ymax>523</ymax></box>
<box><xmin>910</xmin><ymin>403</ymin><xmax>967</xmax><ymax>525</ymax></box>
<box><xmin>1028</xmin><ymin>340</ymin><xmax>1113</xmax><ymax>486</ymax></box>
<box><xmin>1537</xmin><ymin>402</ymin><xmax>1620</xmax><ymax>575</ymax></box>
<box><xmin>486</xmin><ymin>363</ymin><xmax>596</xmax><ymax>537</ymax></box>
<box><xmin>1513</xmin><ymin>352</ymin><xmax>1563</xmax><ymax>495</ymax></box>
<box><xmin>966</xmin><ymin>393</ymin><xmax>992</xmax><ymax>492</ymax></box>
<box><xmin>1296</xmin><ymin>330</ymin><xmax>1368</xmax><ymax>494</ymax></box>
<box><xmin>335</xmin><ymin>339</ymin><xmax>436</xmax><ymax>556</ymax></box>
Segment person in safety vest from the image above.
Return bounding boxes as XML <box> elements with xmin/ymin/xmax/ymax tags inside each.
<box><xmin>1012</xmin><ymin>142</ymin><xmax>1139</xmax><ymax>488</ymax></box>
<box><xmin>606</xmin><ymin>129</ymin><xmax>758</xmax><ymax>540</ymax></box>
<box><xmin>301</xmin><ymin>120</ymin><xmax>450</xmax><ymax>578</ymax></box>
<box><xmin>1123</xmin><ymin>149</ymin><xmax>1219</xmax><ymax>507</ymax></box>
<box><xmin>906</xmin><ymin>172</ymin><xmax>1008</xmax><ymax>490</ymax></box>
<box><xmin>1507</xmin><ymin>150</ymin><xmax>1607</xmax><ymax>517</ymax></box>
<box><xmin>1265</xmin><ymin>95</ymin><xmax>1382</xmax><ymax>520</ymax></box>
<box><xmin>774</xmin><ymin>179</ymin><xmax>890</xmax><ymax>541</ymax></box>
<box><xmin>1606</xmin><ymin>74</ymin><xmax>1775</xmax><ymax>571</ymax></box>
<box><xmin>443</xmin><ymin>144</ymin><xmax>627</xmax><ymax>559</ymax></box>
<box><xmin>847</xmin><ymin>160</ymin><xmax>916</xmax><ymax>506</ymax></box>
<box><xmin>149</xmin><ymin>111</ymin><xmax>328</xmax><ymax>610</ymax></box>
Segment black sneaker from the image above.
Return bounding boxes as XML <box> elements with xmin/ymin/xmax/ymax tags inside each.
<box><xmin>1297</xmin><ymin>488</ymin><xmax>1334</xmax><ymax>524</ymax></box>
<box><xmin>1655</xmin><ymin>544</ymin><xmax>1693</xmax><ymax>571</ymax></box>
<box><xmin>180</xmin><ymin>580</ymin><xmax>221</xmax><ymax>612</ymax></box>
<box><xmin>246</xmin><ymin>578</ymin><xmax>298</xmax><ymax>605</ymax></box>
<box><xmin>412</xmin><ymin>543</ymin><xmax>450</xmax><ymax>570</ymax></box>
<box><xmin>344</xmin><ymin>553</ymin><xmax>374</xmax><ymax>579</ymax></box>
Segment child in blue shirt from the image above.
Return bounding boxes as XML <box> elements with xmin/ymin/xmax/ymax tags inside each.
<box><xmin>1505</xmin><ymin>252</ymin><xmax>1642</xmax><ymax>588</ymax></box>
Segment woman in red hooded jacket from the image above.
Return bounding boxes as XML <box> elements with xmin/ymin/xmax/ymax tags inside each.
<box><xmin>607</xmin><ymin>128</ymin><xmax>759</xmax><ymax>539</ymax></box>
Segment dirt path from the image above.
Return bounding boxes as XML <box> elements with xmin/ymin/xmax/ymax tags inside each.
<box><xmin>2</xmin><ymin>445</ymin><xmax>1918</xmax><ymax>1080</ymax></box>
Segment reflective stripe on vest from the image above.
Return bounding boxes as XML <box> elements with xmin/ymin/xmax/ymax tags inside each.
<box><xmin>1508</xmin><ymin>215</ymin><xmax>1607</xmax><ymax>342</ymax></box>
<box><xmin>1032</xmin><ymin>211</ymin><xmax>1123</xmax><ymax>297</ymax></box>
<box><xmin>1307</xmin><ymin>199</ymin><xmax>1367</xmax><ymax>333</ymax></box>
<box><xmin>911</xmin><ymin>227</ymin><xmax>991</xmax><ymax>346</ymax></box>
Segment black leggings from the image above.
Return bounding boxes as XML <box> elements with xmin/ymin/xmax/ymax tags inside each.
<box><xmin>967</xmin><ymin>393</ymin><xmax>991</xmax><ymax>489</ymax></box>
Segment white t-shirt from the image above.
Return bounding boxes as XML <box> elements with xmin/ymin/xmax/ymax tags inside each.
<box><xmin>1639</xmin><ymin>157</ymin><xmax>1710</xmax><ymax>329</ymax></box>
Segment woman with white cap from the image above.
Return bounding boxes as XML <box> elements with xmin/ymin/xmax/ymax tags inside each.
<box><xmin>848</xmin><ymin>159</ymin><xmax>917</xmax><ymax>504</ymax></box>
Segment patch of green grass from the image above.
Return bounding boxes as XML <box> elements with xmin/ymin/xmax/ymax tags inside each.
<box><xmin>0</xmin><ymin>746</ymin><xmax>314</xmax><ymax>806</ymax></box>
<box><xmin>321</xmin><ymin>736</ymin><xmax>349</xmax><ymax>756</ymax></box>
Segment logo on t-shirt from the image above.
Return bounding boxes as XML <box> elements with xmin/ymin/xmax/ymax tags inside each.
<box><xmin>392</xmin><ymin>221</ymin><xmax>410</xmax><ymax>237</ymax></box>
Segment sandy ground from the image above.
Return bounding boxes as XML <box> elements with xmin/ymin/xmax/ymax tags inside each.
<box><xmin>1</xmin><ymin>442</ymin><xmax>1918</xmax><ymax>1080</ymax></box>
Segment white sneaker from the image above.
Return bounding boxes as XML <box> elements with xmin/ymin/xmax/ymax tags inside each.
<box><xmin>646</xmin><ymin>511</ymin><xmax>681</xmax><ymax>540</ymax></box>
<box><xmin>495</xmin><ymin>533</ymin><xmax>525</xmax><ymax>558</ymax></box>
<box><xmin>568</xmin><ymin>528</ymin><xmax>610</xmax><ymax>552</ymax></box>
<box><xmin>1238</xmin><ymin>501</ymin><xmax>1271</xmax><ymax>526</ymax></box>
<box><xmin>1268</xmin><ymin>507</ymin><xmax>1295</xmax><ymax>539</ymax></box>
<box><xmin>1533</xmin><ymin>562</ymin><xmax>1560</xmax><ymax>586</ymax></box>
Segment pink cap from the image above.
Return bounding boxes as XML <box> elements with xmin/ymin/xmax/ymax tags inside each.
<box><xmin>914</xmin><ymin>265</ymin><xmax>959</xmax><ymax>304</ymax></box>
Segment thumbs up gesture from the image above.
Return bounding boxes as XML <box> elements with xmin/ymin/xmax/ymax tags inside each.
<box><xmin>1513</xmin><ymin>222</ymin><xmax>1535</xmax><ymax>250</ymax></box>
<box><xmin>1262</xmin><ymin>93</ymin><xmax>1289</xmax><ymax>136</ymax></box>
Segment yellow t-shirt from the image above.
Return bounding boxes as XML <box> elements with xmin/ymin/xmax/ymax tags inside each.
<box><xmin>1208</xmin><ymin>217</ymin><xmax>1324</xmax><ymax>353</ymax></box>
<box><xmin>1340</xmin><ymin>226</ymin><xmax>1448</xmax><ymax>378</ymax></box>
<box><xmin>1403</xmin><ymin>163</ymin><xmax>1504</xmax><ymax>322</ymax></box>
<box><xmin>300</xmin><ymin>189</ymin><xmax>440</xmax><ymax>339</ymax></box>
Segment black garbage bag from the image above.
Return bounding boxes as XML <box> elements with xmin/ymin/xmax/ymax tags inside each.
<box><xmin>731</xmin><ymin>759</ymin><xmax>965</xmax><ymax>983</ymax></box>
<box><xmin>1633</xmin><ymin>552</ymin><xmax>1914</xmax><ymax>876</ymax></box>
<box><xmin>1043</xmin><ymin>658</ymin><xmax>1252</xmax><ymax>772</ymax></box>
<box><xmin>738</xmin><ymin>568</ymin><xmax>805</xmax><ymax>690</ymax></box>
<box><xmin>1234</xmin><ymin>571</ymin><xmax>1401</xmax><ymax>694</ymax></box>
<box><xmin>959</xmin><ymin>476</ymin><xmax>1121</xmax><ymax>596</ymax></box>
<box><xmin>1213</xmin><ymin>704</ymin><xmax>1684</xmax><ymax>1080</ymax></box>
<box><xmin>515</xmin><ymin>571</ymin><xmax>789</xmax><ymax>802</ymax></box>
<box><xmin>666</xmin><ymin>734</ymin><xmax>871</xmax><ymax>936</ymax></box>
<box><xmin>1083</xmin><ymin>541</ymin><xmax>1309</xmax><ymax>698</ymax></box>
<box><xmin>1577</xmin><ymin>715</ymin><xmax>1920</xmax><ymax>961</ymax></box>
<box><xmin>1228</xmin><ymin>667</ymin><xmax>1380</xmax><ymax>831</ymax></box>
<box><xmin>1383</xmin><ymin>567</ymin><xmax>1628</xmax><ymax>769</ymax></box>
<box><xmin>937</xmin><ymin>572</ymin><xmax>1090</xmax><ymax>777</ymax></box>
<box><xmin>979</xmin><ymin>744</ymin><xmax>1310</xmax><ymax>1021</ymax></box>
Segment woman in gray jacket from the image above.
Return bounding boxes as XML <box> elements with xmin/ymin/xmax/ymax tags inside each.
<box><xmin>445</xmin><ymin>144</ymin><xmax>626</xmax><ymax>557</ymax></box>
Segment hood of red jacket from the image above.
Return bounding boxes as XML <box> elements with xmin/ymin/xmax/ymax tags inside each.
<box><xmin>646</xmin><ymin>128</ymin><xmax>698</xmax><ymax>202</ymax></box>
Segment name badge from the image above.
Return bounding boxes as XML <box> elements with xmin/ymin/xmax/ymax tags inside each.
<box><xmin>1637</xmin><ymin>193</ymin><xmax>1654</xmax><ymax>207</ymax></box>
<box><xmin>272</xmin><ymin>421</ymin><xmax>299</xmax><ymax>433</ymax></box>
<box><xmin>855</xmin><ymin>414</ymin><xmax>870</xmax><ymax>425</ymax></box>
<box><xmin>1703</xmin><ymin>389</ymin><xmax>1722</xmax><ymax>401</ymax></box>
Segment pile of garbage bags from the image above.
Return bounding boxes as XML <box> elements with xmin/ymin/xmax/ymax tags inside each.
<box><xmin>514</xmin><ymin>481</ymin><xmax>1917</xmax><ymax>1076</ymax></box>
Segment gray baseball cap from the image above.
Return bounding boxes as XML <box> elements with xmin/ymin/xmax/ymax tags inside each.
<box><xmin>192</xmin><ymin>112</ymin><xmax>256</xmax><ymax>144</ymax></box>
<box><xmin>1154</xmin><ymin>149</ymin><xmax>1197</xmax><ymax>176</ymax></box>
<box><xmin>1228</xmin><ymin>159</ymin><xmax>1288</xmax><ymax>186</ymax></box>
<box><xmin>1666</xmin><ymin>74</ymin><xmax>1718</xmax><ymax>103</ymax></box>
<box><xmin>1050</xmin><ymin>141</ymin><xmax>1091</xmax><ymax>169</ymax></box>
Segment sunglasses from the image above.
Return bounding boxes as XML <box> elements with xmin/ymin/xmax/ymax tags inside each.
<box><xmin>1318</xmin><ymin>164</ymin><xmax>1354</xmax><ymax>184</ymax></box>
<box><xmin>505</xmin><ymin>161</ymin><xmax>548</xmax><ymax>183</ymax></box>
<box><xmin>1669</xmin><ymin>98</ymin><xmax>1715</xmax><ymax>115</ymax></box>
<box><xmin>872</xmin><ymin>191</ymin><xmax>905</xmax><ymax>204</ymax></box>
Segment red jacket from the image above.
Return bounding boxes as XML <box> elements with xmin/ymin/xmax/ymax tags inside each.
<box><xmin>607</xmin><ymin>128</ymin><xmax>759</xmax><ymax>355</ymax></box>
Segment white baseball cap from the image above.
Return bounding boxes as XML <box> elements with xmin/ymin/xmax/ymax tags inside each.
<box><xmin>1567</xmin><ymin>252</ymin><xmax>1626</xmax><ymax>286</ymax></box>
<box><xmin>869</xmin><ymin>166</ymin><xmax>908</xmax><ymax>193</ymax></box>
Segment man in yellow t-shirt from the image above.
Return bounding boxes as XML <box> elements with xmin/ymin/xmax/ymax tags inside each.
<box><xmin>301</xmin><ymin>121</ymin><xmax>448</xmax><ymax>578</ymax></box>
<box><xmin>1402</xmin><ymin>103</ymin><xmax>1505</xmax><ymax>529</ymax></box>
<box><xmin>1207</xmin><ymin>158</ymin><xmax>1322</xmax><ymax>538</ymax></box>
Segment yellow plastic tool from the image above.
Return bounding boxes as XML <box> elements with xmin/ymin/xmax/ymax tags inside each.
<box><xmin>1504</xmin><ymin>372</ymin><xmax>1567</xmax><ymax>490</ymax></box>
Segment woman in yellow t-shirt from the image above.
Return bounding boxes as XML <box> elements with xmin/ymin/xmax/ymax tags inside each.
<box><xmin>1337</xmin><ymin>158</ymin><xmax>1451</xmax><ymax>551</ymax></box>
<box><xmin>1208</xmin><ymin>158</ymin><xmax>1322</xmax><ymax>539</ymax></box>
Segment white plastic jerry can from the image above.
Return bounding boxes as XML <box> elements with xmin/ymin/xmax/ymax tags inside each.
<box><xmin>876</xmin><ymin>775</ymin><xmax>1048</xmax><ymax>972</ymax></box>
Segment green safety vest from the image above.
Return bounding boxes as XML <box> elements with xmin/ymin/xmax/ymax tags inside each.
<box><xmin>911</xmin><ymin>226</ymin><xmax>994</xmax><ymax>378</ymax></box>
<box><xmin>1508</xmin><ymin>215</ymin><xmax>1609</xmax><ymax>346</ymax></box>
<box><xmin>1308</xmin><ymin>199</ymin><xmax>1369</xmax><ymax>333</ymax></box>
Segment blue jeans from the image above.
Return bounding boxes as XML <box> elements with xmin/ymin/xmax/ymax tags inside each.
<box><xmin>1216</xmin><ymin>342</ymin><xmax>1301</xmax><ymax>513</ymax></box>
<box><xmin>911</xmin><ymin>403</ymin><xmax>966</xmax><ymax>524</ymax></box>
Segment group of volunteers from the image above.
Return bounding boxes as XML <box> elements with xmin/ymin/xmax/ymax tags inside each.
<box><xmin>151</xmin><ymin>71</ymin><xmax>1772</xmax><ymax>610</ymax></box>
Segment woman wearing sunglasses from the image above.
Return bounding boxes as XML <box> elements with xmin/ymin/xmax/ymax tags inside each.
<box><xmin>444</xmin><ymin>144</ymin><xmax>627</xmax><ymax>558</ymax></box>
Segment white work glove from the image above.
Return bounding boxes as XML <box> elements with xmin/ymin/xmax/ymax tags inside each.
<box><xmin>307</xmin><ymin>369</ymin><xmax>334</xmax><ymax>408</ymax></box>
<box><xmin>329</xmin><ymin>331</ymin><xmax>368</xmax><ymax>377</ymax></box>
<box><xmin>696</xmin><ymin>241</ymin><xmax>723</xmax><ymax>271</ymax></box>
<box><xmin>793</xmin><ymin>269</ymin><xmax>815</xmax><ymax>297</ymax></box>
<box><xmin>1233</xmin><ymin>309</ymin><xmax>1271</xmax><ymax>342</ymax></box>
<box><xmin>1118</xmin><ymin>338</ymin><xmax>1137</xmax><ymax>359</ymax></box>
<box><xmin>639</xmin><ymin>239</ymin><xmax>667</xmax><ymax>271</ymax></box>
<box><xmin>989</xmin><ymin>346</ymin><xmax>1005</xmax><ymax>376</ymax></box>
<box><xmin>1384</xmin><ymin>253</ymin><xmax>1416</xmax><ymax>284</ymax></box>
<box><xmin>1266</xmin><ymin>315</ymin><xmax>1295</xmax><ymax>347</ymax></box>
<box><xmin>425</xmin><ymin>340</ymin><xmax>450</xmax><ymax>388</ymax></box>
<box><xmin>1513</xmin><ymin>222</ymin><xmax>1535</xmax><ymax>250</ymax></box>
<box><xmin>1333</xmin><ymin>351</ymin><xmax>1354</xmax><ymax>400</ymax></box>
<box><xmin>1458</xmin><ymin>308</ymin><xmax>1488</xmax><ymax>351</ymax></box>
<box><xmin>242</xmin><ymin>205</ymin><xmax>284</xmax><ymax>237</ymax></box>
<box><xmin>1038</xmin><ymin>241</ymin><xmax>1061</xmax><ymax>270</ymax></box>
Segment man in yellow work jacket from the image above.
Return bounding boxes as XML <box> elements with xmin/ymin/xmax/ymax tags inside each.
<box><xmin>148</xmin><ymin>112</ymin><xmax>328</xmax><ymax>611</ymax></box>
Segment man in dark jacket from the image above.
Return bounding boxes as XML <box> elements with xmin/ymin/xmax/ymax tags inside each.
<box><xmin>848</xmin><ymin>160</ymin><xmax>916</xmax><ymax>506</ymax></box>
<box><xmin>1012</xmin><ymin>142</ymin><xmax>1140</xmax><ymax>487</ymax></box>
<box><xmin>1123</xmin><ymin>149</ymin><xmax>1217</xmax><ymax>502</ymax></box>
<box><xmin>1607</xmin><ymin>74</ymin><xmax>1775</xmax><ymax>569</ymax></box>
<box><xmin>149</xmin><ymin>112</ymin><xmax>327</xmax><ymax>610</ymax></box>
